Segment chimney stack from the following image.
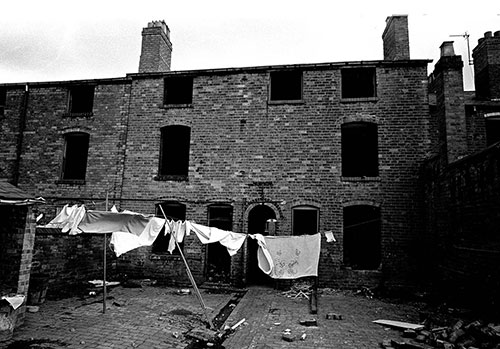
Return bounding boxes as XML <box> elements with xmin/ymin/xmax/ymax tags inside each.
<box><xmin>382</xmin><ymin>15</ymin><xmax>410</xmax><ymax>60</ymax></box>
<box><xmin>472</xmin><ymin>30</ymin><xmax>500</xmax><ymax>100</ymax></box>
<box><xmin>138</xmin><ymin>20</ymin><xmax>172</xmax><ymax>73</ymax></box>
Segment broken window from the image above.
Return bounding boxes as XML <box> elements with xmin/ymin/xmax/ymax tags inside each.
<box><xmin>153</xmin><ymin>201</ymin><xmax>186</xmax><ymax>254</ymax></box>
<box><xmin>68</xmin><ymin>85</ymin><xmax>94</xmax><ymax>115</ymax></box>
<box><xmin>341</xmin><ymin>67</ymin><xmax>376</xmax><ymax>99</ymax></box>
<box><xmin>343</xmin><ymin>205</ymin><xmax>381</xmax><ymax>270</ymax></box>
<box><xmin>164</xmin><ymin>76</ymin><xmax>193</xmax><ymax>105</ymax></box>
<box><xmin>0</xmin><ymin>87</ymin><xmax>6</xmax><ymax>117</ymax></box>
<box><xmin>159</xmin><ymin>125</ymin><xmax>191</xmax><ymax>180</ymax></box>
<box><xmin>485</xmin><ymin>114</ymin><xmax>500</xmax><ymax>146</ymax></box>
<box><xmin>341</xmin><ymin>122</ymin><xmax>378</xmax><ymax>177</ymax></box>
<box><xmin>61</xmin><ymin>132</ymin><xmax>90</xmax><ymax>181</ymax></box>
<box><xmin>270</xmin><ymin>70</ymin><xmax>302</xmax><ymax>101</ymax></box>
<box><xmin>292</xmin><ymin>205</ymin><xmax>319</xmax><ymax>235</ymax></box>
<box><xmin>207</xmin><ymin>204</ymin><xmax>233</xmax><ymax>282</ymax></box>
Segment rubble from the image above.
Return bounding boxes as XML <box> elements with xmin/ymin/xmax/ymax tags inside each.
<box><xmin>379</xmin><ymin>318</ymin><xmax>500</xmax><ymax>349</ymax></box>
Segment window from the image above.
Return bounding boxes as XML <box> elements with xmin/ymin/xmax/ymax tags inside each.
<box><xmin>343</xmin><ymin>205</ymin><xmax>381</xmax><ymax>270</ymax></box>
<box><xmin>270</xmin><ymin>70</ymin><xmax>302</xmax><ymax>101</ymax></box>
<box><xmin>153</xmin><ymin>201</ymin><xmax>186</xmax><ymax>254</ymax></box>
<box><xmin>292</xmin><ymin>206</ymin><xmax>319</xmax><ymax>235</ymax></box>
<box><xmin>207</xmin><ymin>204</ymin><xmax>233</xmax><ymax>281</ymax></box>
<box><xmin>164</xmin><ymin>76</ymin><xmax>193</xmax><ymax>105</ymax></box>
<box><xmin>158</xmin><ymin>125</ymin><xmax>191</xmax><ymax>180</ymax></box>
<box><xmin>68</xmin><ymin>86</ymin><xmax>94</xmax><ymax>115</ymax></box>
<box><xmin>341</xmin><ymin>67</ymin><xmax>376</xmax><ymax>99</ymax></box>
<box><xmin>341</xmin><ymin>122</ymin><xmax>378</xmax><ymax>177</ymax></box>
<box><xmin>61</xmin><ymin>132</ymin><xmax>90</xmax><ymax>181</ymax></box>
<box><xmin>0</xmin><ymin>87</ymin><xmax>6</xmax><ymax>117</ymax></box>
<box><xmin>485</xmin><ymin>113</ymin><xmax>500</xmax><ymax>146</ymax></box>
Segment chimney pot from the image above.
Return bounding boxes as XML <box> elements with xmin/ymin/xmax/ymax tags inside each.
<box><xmin>494</xmin><ymin>31</ymin><xmax>500</xmax><ymax>37</ymax></box>
<box><xmin>485</xmin><ymin>31</ymin><xmax>493</xmax><ymax>38</ymax></box>
<box><xmin>440</xmin><ymin>41</ymin><xmax>456</xmax><ymax>57</ymax></box>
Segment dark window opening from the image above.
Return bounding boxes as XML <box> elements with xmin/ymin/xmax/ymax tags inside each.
<box><xmin>153</xmin><ymin>201</ymin><xmax>186</xmax><ymax>254</ymax></box>
<box><xmin>164</xmin><ymin>76</ymin><xmax>193</xmax><ymax>105</ymax></box>
<box><xmin>270</xmin><ymin>70</ymin><xmax>302</xmax><ymax>101</ymax></box>
<box><xmin>0</xmin><ymin>87</ymin><xmax>6</xmax><ymax>117</ymax></box>
<box><xmin>341</xmin><ymin>122</ymin><xmax>378</xmax><ymax>177</ymax></box>
<box><xmin>486</xmin><ymin>117</ymin><xmax>500</xmax><ymax>146</ymax></box>
<box><xmin>341</xmin><ymin>68</ymin><xmax>376</xmax><ymax>99</ymax></box>
<box><xmin>207</xmin><ymin>204</ymin><xmax>233</xmax><ymax>282</ymax></box>
<box><xmin>343</xmin><ymin>205</ymin><xmax>381</xmax><ymax>270</ymax></box>
<box><xmin>292</xmin><ymin>206</ymin><xmax>319</xmax><ymax>235</ymax></box>
<box><xmin>159</xmin><ymin>125</ymin><xmax>191</xmax><ymax>180</ymax></box>
<box><xmin>68</xmin><ymin>86</ymin><xmax>94</xmax><ymax>115</ymax></box>
<box><xmin>61</xmin><ymin>132</ymin><xmax>90</xmax><ymax>181</ymax></box>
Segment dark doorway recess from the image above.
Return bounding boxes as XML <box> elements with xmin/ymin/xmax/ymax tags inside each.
<box><xmin>247</xmin><ymin>204</ymin><xmax>276</xmax><ymax>285</ymax></box>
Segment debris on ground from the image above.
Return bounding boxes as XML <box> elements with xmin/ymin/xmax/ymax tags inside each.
<box><xmin>355</xmin><ymin>286</ymin><xmax>375</xmax><ymax>299</ymax></box>
<box><xmin>176</xmin><ymin>288</ymin><xmax>191</xmax><ymax>295</ymax></box>
<box><xmin>326</xmin><ymin>312</ymin><xmax>342</xmax><ymax>320</ymax></box>
<box><xmin>299</xmin><ymin>318</ymin><xmax>317</xmax><ymax>327</ymax></box>
<box><xmin>379</xmin><ymin>318</ymin><xmax>500</xmax><ymax>349</ymax></box>
<box><xmin>281</xmin><ymin>280</ymin><xmax>312</xmax><ymax>299</ymax></box>
<box><xmin>374</xmin><ymin>319</ymin><xmax>425</xmax><ymax>331</ymax></box>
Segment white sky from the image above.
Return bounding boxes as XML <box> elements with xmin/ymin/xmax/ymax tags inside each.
<box><xmin>1</xmin><ymin>0</ymin><xmax>499</xmax><ymax>90</ymax></box>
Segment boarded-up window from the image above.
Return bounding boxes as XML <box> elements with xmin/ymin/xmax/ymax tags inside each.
<box><xmin>343</xmin><ymin>205</ymin><xmax>381</xmax><ymax>270</ymax></box>
<box><xmin>153</xmin><ymin>201</ymin><xmax>186</xmax><ymax>254</ymax></box>
<box><xmin>164</xmin><ymin>76</ymin><xmax>193</xmax><ymax>105</ymax></box>
<box><xmin>68</xmin><ymin>86</ymin><xmax>94</xmax><ymax>115</ymax></box>
<box><xmin>62</xmin><ymin>132</ymin><xmax>90</xmax><ymax>181</ymax></box>
<box><xmin>292</xmin><ymin>205</ymin><xmax>319</xmax><ymax>235</ymax></box>
<box><xmin>270</xmin><ymin>70</ymin><xmax>302</xmax><ymax>101</ymax></box>
<box><xmin>341</xmin><ymin>122</ymin><xmax>378</xmax><ymax>177</ymax></box>
<box><xmin>159</xmin><ymin>125</ymin><xmax>191</xmax><ymax>180</ymax></box>
<box><xmin>341</xmin><ymin>68</ymin><xmax>376</xmax><ymax>99</ymax></box>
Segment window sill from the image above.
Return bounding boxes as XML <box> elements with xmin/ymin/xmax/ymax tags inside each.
<box><xmin>268</xmin><ymin>99</ymin><xmax>304</xmax><ymax>105</ymax></box>
<box><xmin>63</xmin><ymin>112</ymin><xmax>94</xmax><ymax>118</ymax></box>
<box><xmin>341</xmin><ymin>176</ymin><xmax>380</xmax><ymax>182</ymax></box>
<box><xmin>56</xmin><ymin>179</ymin><xmax>86</xmax><ymax>185</ymax></box>
<box><xmin>162</xmin><ymin>103</ymin><xmax>193</xmax><ymax>109</ymax></box>
<box><xmin>154</xmin><ymin>175</ymin><xmax>188</xmax><ymax>182</ymax></box>
<box><xmin>150</xmin><ymin>254</ymin><xmax>182</xmax><ymax>261</ymax></box>
<box><xmin>340</xmin><ymin>97</ymin><xmax>378</xmax><ymax>103</ymax></box>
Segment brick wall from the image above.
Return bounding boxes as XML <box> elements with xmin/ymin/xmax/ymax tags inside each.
<box><xmin>423</xmin><ymin>144</ymin><xmax>500</xmax><ymax>312</ymax></box>
<box><xmin>3</xmin><ymin>61</ymin><xmax>430</xmax><ymax>293</ymax></box>
<box><xmin>0</xmin><ymin>205</ymin><xmax>35</xmax><ymax>327</ymax></box>
<box><xmin>31</xmin><ymin>228</ymin><xmax>116</xmax><ymax>298</ymax></box>
<box><xmin>116</xmin><ymin>62</ymin><xmax>430</xmax><ymax>292</ymax></box>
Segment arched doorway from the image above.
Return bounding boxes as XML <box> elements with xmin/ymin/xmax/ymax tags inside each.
<box><xmin>247</xmin><ymin>204</ymin><xmax>276</xmax><ymax>285</ymax></box>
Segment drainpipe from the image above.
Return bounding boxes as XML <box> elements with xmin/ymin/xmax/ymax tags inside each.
<box><xmin>13</xmin><ymin>84</ymin><xmax>29</xmax><ymax>186</ymax></box>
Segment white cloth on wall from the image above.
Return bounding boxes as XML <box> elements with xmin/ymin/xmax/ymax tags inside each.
<box><xmin>252</xmin><ymin>233</ymin><xmax>321</xmax><ymax>279</ymax></box>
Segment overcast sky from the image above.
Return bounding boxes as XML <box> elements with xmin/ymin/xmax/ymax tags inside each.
<box><xmin>1</xmin><ymin>1</ymin><xmax>499</xmax><ymax>90</ymax></box>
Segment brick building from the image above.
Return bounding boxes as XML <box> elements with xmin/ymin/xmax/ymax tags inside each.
<box><xmin>0</xmin><ymin>16</ymin><xmax>498</xmax><ymax>301</ymax></box>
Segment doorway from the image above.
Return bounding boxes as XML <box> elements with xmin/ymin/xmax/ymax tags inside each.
<box><xmin>247</xmin><ymin>204</ymin><xmax>276</xmax><ymax>285</ymax></box>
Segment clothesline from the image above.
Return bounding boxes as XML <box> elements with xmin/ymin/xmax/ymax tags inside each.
<box><xmin>41</xmin><ymin>204</ymin><xmax>336</xmax><ymax>278</ymax></box>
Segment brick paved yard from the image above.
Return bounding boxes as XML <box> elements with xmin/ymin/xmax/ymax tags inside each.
<box><xmin>4</xmin><ymin>285</ymin><xmax>454</xmax><ymax>349</ymax></box>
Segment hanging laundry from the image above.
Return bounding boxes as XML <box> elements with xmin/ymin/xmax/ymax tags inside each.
<box><xmin>189</xmin><ymin>223</ymin><xmax>247</xmax><ymax>256</ymax></box>
<box><xmin>324</xmin><ymin>230</ymin><xmax>336</xmax><ymax>243</ymax></box>
<box><xmin>252</xmin><ymin>233</ymin><xmax>321</xmax><ymax>279</ymax></box>
<box><xmin>42</xmin><ymin>204</ymin><xmax>87</xmax><ymax>234</ymax></box>
<box><xmin>109</xmin><ymin>216</ymin><xmax>165</xmax><ymax>257</ymax></box>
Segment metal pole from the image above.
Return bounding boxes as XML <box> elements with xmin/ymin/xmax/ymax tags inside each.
<box><xmin>158</xmin><ymin>206</ymin><xmax>213</xmax><ymax>329</ymax></box>
<box><xmin>103</xmin><ymin>192</ymin><xmax>108</xmax><ymax>314</ymax></box>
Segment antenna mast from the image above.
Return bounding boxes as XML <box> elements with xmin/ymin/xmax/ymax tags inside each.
<box><xmin>450</xmin><ymin>32</ymin><xmax>473</xmax><ymax>65</ymax></box>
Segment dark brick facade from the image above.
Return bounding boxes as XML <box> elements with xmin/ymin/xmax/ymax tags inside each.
<box><xmin>3</xmin><ymin>17</ymin><xmax>500</xmax><ymax>301</ymax></box>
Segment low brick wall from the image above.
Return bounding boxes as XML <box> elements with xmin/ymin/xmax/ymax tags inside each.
<box><xmin>32</xmin><ymin>228</ymin><xmax>116</xmax><ymax>298</ymax></box>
